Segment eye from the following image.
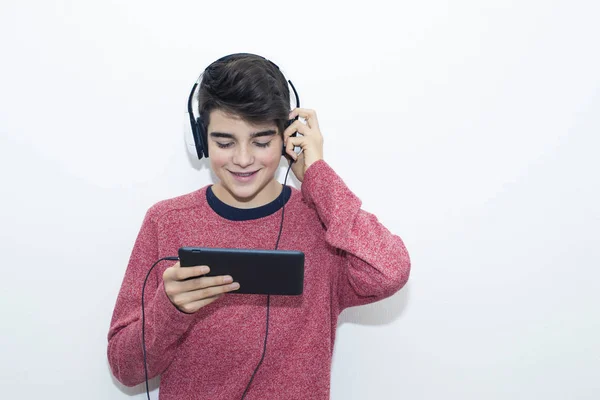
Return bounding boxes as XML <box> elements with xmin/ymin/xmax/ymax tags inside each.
<box><xmin>216</xmin><ymin>142</ymin><xmax>233</xmax><ymax>149</ymax></box>
<box><xmin>254</xmin><ymin>141</ymin><xmax>272</xmax><ymax>148</ymax></box>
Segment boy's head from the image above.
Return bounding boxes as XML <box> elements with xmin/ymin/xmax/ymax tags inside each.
<box><xmin>197</xmin><ymin>54</ymin><xmax>292</xmax><ymax>208</ymax></box>
<box><xmin>197</xmin><ymin>53</ymin><xmax>291</xmax><ymax>140</ymax></box>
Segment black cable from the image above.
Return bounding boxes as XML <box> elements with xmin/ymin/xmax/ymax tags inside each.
<box><xmin>240</xmin><ymin>161</ymin><xmax>294</xmax><ymax>399</ymax></box>
<box><xmin>240</xmin><ymin>294</ymin><xmax>271</xmax><ymax>399</ymax></box>
<box><xmin>142</xmin><ymin>256</ymin><xmax>179</xmax><ymax>400</ymax></box>
<box><xmin>275</xmin><ymin>162</ymin><xmax>293</xmax><ymax>250</ymax></box>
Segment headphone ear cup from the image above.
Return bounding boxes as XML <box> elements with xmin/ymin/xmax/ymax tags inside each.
<box><xmin>197</xmin><ymin>116</ymin><xmax>209</xmax><ymax>158</ymax></box>
<box><xmin>283</xmin><ymin>118</ymin><xmax>298</xmax><ymax>156</ymax></box>
<box><xmin>191</xmin><ymin>116</ymin><xmax>208</xmax><ymax>159</ymax></box>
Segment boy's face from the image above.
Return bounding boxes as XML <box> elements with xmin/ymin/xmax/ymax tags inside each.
<box><xmin>207</xmin><ymin>109</ymin><xmax>283</xmax><ymax>208</ymax></box>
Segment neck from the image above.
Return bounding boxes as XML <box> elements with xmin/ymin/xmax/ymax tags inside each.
<box><xmin>211</xmin><ymin>180</ymin><xmax>282</xmax><ymax>209</ymax></box>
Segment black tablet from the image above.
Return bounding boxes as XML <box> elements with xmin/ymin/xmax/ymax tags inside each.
<box><xmin>178</xmin><ymin>247</ymin><xmax>304</xmax><ymax>295</ymax></box>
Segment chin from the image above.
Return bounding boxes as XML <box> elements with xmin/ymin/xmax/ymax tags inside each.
<box><xmin>226</xmin><ymin>183</ymin><xmax>262</xmax><ymax>201</ymax></box>
<box><xmin>218</xmin><ymin>169</ymin><xmax>276</xmax><ymax>205</ymax></box>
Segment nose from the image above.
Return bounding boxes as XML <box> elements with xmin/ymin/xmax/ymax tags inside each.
<box><xmin>232</xmin><ymin>144</ymin><xmax>254</xmax><ymax>168</ymax></box>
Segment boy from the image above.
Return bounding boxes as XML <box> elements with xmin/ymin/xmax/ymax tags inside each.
<box><xmin>107</xmin><ymin>53</ymin><xmax>410</xmax><ymax>399</ymax></box>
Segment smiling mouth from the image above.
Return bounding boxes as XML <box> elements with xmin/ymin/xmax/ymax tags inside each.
<box><xmin>230</xmin><ymin>170</ymin><xmax>258</xmax><ymax>177</ymax></box>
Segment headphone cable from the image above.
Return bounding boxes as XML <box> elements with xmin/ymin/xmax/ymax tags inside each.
<box><xmin>141</xmin><ymin>256</ymin><xmax>179</xmax><ymax>400</ymax></box>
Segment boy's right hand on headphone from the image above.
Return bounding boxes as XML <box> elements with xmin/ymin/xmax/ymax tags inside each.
<box><xmin>163</xmin><ymin>262</ymin><xmax>240</xmax><ymax>314</ymax></box>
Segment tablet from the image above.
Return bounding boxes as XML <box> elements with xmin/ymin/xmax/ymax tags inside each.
<box><xmin>178</xmin><ymin>247</ymin><xmax>304</xmax><ymax>295</ymax></box>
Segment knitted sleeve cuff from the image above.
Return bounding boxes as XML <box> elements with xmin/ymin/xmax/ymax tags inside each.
<box><xmin>151</xmin><ymin>280</ymin><xmax>197</xmax><ymax>333</ymax></box>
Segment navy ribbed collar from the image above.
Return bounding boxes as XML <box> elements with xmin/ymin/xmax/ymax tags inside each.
<box><xmin>206</xmin><ymin>185</ymin><xmax>292</xmax><ymax>221</ymax></box>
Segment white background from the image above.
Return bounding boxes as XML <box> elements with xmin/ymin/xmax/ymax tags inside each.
<box><xmin>1</xmin><ymin>1</ymin><xmax>599</xmax><ymax>399</ymax></box>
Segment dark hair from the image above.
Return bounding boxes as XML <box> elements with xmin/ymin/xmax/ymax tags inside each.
<box><xmin>197</xmin><ymin>54</ymin><xmax>291</xmax><ymax>136</ymax></box>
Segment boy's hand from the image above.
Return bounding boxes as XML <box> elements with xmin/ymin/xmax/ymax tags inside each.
<box><xmin>162</xmin><ymin>262</ymin><xmax>240</xmax><ymax>314</ymax></box>
<box><xmin>283</xmin><ymin>108</ymin><xmax>324</xmax><ymax>182</ymax></box>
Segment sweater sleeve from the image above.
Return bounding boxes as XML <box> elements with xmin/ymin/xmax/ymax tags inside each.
<box><xmin>301</xmin><ymin>160</ymin><xmax>411</xmax><ymax>311</ymax></box>
<box><xmin>107</xmin><ymin>206</ymin><xmax>197</xmax><ymax>387</ymax></box>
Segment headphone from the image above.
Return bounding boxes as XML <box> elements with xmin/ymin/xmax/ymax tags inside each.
<box><xmin>185</xmin><ymin>53</ymin><xmax>300</xmax><ymax>160</ymax></box>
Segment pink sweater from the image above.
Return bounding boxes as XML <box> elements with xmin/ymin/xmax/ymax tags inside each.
<box><xmin>107</xmin><ymin>160</ymin><xmax>410</xmax><ymax>399</ymax></box>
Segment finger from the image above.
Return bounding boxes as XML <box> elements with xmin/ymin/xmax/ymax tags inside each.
<box><xmin>174</xmin><ymin>281</ymin><xmax>240</xmax><ymax>305</ymax></box>
<box><xmin>179</xmin><ymin>274</ymin><xmax>234</xmax><ymax>292</ymax></box>
<box><xmin>285</xmin><ymin>136</ymin><xmax>306</xmax><ymax>160</ymax></box>
<box><xmin>290</xmin><ymin>148</ymin><xmax>305</xmax><ymax>167</ymax></box>
<box><xmin>177</xmin><ymin>294</ymin><xmax>224</xmax><ymax>314</ymax></box>
<box><xmin>164</xmin><ymin>264</ymin><xmax>209</xmax><ymax>282</ymax></box>
<box><xmin>283</xmin><ymin>120</ymin><xmax>310</xmax><ymax>143</ymax></box>
<box><xmin>289</xmin><ymin>108</ymin><xmax>319</xmax><ymax>129</ymax></box>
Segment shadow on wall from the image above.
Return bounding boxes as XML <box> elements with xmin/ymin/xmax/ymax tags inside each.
<box><xmin>338</xmin><ymin>283</ymin><xmax>410</xmax><ymax>327</ymax></box>
<box><xmin>110</xmin><ymin>368</ymin><xmax>160</xmax><ymax>397</ymax></box>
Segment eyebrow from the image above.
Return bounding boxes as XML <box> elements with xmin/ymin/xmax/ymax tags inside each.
<box><xmin>209</xmin><ymin>130</ymin><xmax>277</xmax><ymax>139</ymax></box>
